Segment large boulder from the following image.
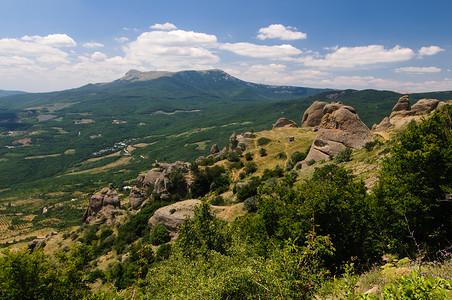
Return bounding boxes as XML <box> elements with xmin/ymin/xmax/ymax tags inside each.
<box><xmin>301</xmin><ymin>101</ymin><xmax>356</xmax><ymax>128</ymax></box>
<box><xmin>272</xmin><ymin>117</ymin><xmax>298</xmax><ymax>129</ymax></box>
<box><xmin>301</xmin><ymin>101</ymin><xmax>328</xmax><ymax>127</ymax></box>
<box><xmin>82</xmin><ymin>184</ymin><xmax>123</xmax><ymax>224</ymax></box>
<box><xmin>304</xmin><ymin>107</ymin><xmax>372</xmax><ymax>163</ymax></box>
<box><xmin>374</xmin><ymin>96</ymin><xmax>441</xmax><ymax>131</ymax></box>
<box><xmin>148</xmin><ymin>199</ymin><xmax>202</xmax><ymax>235</ymax></box>
<box><xmin>133</xmin><ymin>161</ymin><xmax>190</xmax><ymax>203</ymax></box>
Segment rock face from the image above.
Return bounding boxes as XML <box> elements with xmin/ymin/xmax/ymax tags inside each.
<box><xmin>374</xmin><ymin>95</ymin><xmax>440</xmax><ymax>131</ymax></box>
<box><xmin>148</xmin><ymin>199</ymin><xmax>202</xmax><ymax>236</ymax></box>
<box><xmin>301</xmin><ymin>101</ymin><xmax>328</xmax><ymax>127</ymax></box>
<box><xmin>272</xmin><ymin>117</ymin><xmax>298</xmax><ymax>129</ymax></box>
<box><xmin>131</xmin><ymin>161</ymin><xmax>190</xmax><ymax>206</ymax></box>
<box><xmin>82</xmin><ymin>184</ymin><xmax>123</xmax><ymax>224</ymax></box>
<box><xmin>301</xmin><ymin>101</ymin><xmax>356</xmax><ymax>128</ymax></box>
<box><xmin>304</xmin><ymin>106</ymin><xmax>372</xmax><ymax>163</ymax></box>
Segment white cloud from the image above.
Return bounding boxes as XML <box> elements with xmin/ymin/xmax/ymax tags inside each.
<box><xmin>150</xmin><ymin>22</ymin><xmax>178</xmax><ymax>31</ymax></box>
<box><xmin>83</xmin><ymin>42</ymin><xmax>104</xmax><ymax>48</ymax></box>
<box><xmin>21</xmin><ymin>34</ymin><xmax>76</xmax><ymax>47</ymax></box>
<box><xmin>257</xmin><ymin>24</ymin><xmax>307</xmax><ymax>40</ymax></box>
<box><xmin>418</xmin><ymin>46</ymin><xmax>444</xmax><ymax>56</ymax></box>
<box><xmin>395</xmin><ymin>66</ymin><xmax>441</xmax><ymax>74</ymax></box>
<box><xmin>123</xmin><ymin>29</ymin><xmax>219</xmax><ymax>70</ymax></box>
<box><xmin>220</xmin><ymin>42</ymin><xmax>302</xmax><ymax>59</ymax></box>
<box><xmin>115</xmin><ymin>37</ymin><xmax>129</xmax><ymax>43</ymax></box>
<box><xmin>300</xmin><ymin>45</ymin><xmax>415</xmax><ymax>68</ymax></box>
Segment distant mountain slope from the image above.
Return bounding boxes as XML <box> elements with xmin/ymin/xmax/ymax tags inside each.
<box><xmin>266</xmin><ymin>89</ymin><xmax>452</xmax><ymax>127</ymax></box>
<box><xmin>0</xmin><ymin>89</ymin><xmax>26</xmax><ymax>98</ymax></box>
<box><xmin>0</xmin><ymin>69</ymin><xmax>328</xmax><ymax>110</ymax></box>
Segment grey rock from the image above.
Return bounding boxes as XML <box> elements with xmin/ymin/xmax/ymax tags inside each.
<box><xmin>148</xmin><ymin>199</ymin><xmax>202</xmax><ymax>234</ymax></box>
<box><xmin>272</xmin><ymin>117</ymin><xmax>298</xmax><ymax>129</ymax></box>
<box><xmin>301</xmin><ymin>101</ymin><xmax>328</xmax><ymax>127</ymax></box>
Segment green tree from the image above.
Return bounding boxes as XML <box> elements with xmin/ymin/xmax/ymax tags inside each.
<box><xmin>177</xmin><ymin>203</ymin><xmax>231</xmax><ymax>258</ymax></box>
<box><xmin>150</xmin><ymin>223</ymin><xmax>171</xmax><ymax>245</ymax></box>
<box><xmin>373</xmin><ymin>106</ymin><xmax>452</xmax><ymax>256</ymax></box>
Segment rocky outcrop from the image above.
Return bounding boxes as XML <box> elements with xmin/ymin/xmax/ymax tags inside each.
<box><xmin>303</xmin><ymin>106</ymin><xmax>372</xmax><ymax>163</ymax></box>
<box><xmin>374</xmin><ymin>95</ymin><xmax>441</xmax><ymax>132</ymax></box>
<box><xmin>210</xmin><ymin>144</ymin><xmax>219</xmax><ymax>154</ymax></box>
<box><xmin>148</xmin><ymin>199</ymin><xmax>202</xmax><ymax>237</ymax></box>
<box><xmin>301</xmin><ymin>101</ymin><xmax>356</xmax><ymax>128</ymax></box>
<box><xmin>131</xmin><ymin>161</ymin><xmax>190</xmax><ymax>206</ymax></box>
<box><xmin>301</xmin><ymin>101</ymin><xmax>328</xmax><ymax>127</ymax></box>
<box><xmin>28</xmin><ymin>238</ymin><xmax>46</xmax><ymax>252</ymax></box>
<box><xmin>272</xmin><ymin>117</ymin><xmax>298</xmax><ymax>129</ymax></box>
<box><xmin>82</xmin><ymin>184</ymin><xmax>123</xmax><ymax>224</ymax></box>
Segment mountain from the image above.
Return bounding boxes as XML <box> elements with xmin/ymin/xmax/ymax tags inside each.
<box><xmin>0</xmin><ymin>69</ymin><xmax>328</xmax><ymax>192</ymax></box>
<box><xmin>0</xmin><ymin>89</ymin><xmax>26</xmax><ymax>98</ymax></box>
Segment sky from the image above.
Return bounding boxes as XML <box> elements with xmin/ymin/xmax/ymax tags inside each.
<box><xmin>1</xmin><ymin>0</ymin><xmax>451</xmax><ymax>93</ymax></box>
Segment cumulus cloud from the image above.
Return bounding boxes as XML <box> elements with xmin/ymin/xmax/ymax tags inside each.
<box><xmin>123</xmin><ymin>29</ymin><xmax>219</xmax><ymax>70</ymax></box>
<box><xmin>300</xmin><ymin>45</ymin><xmax>415</xmax><ymax>68</ymax></box>
<box><xmin>115</xmin><ymin>37</ymin><xmax>129</xmax><ymax>43</ymax></box>
<box><xmin>395</xmin><ymin>66</ymin><xmax>441</xmax><ymax>74</ymax></box>
<box><xmin>21</xmin><ymin>34</ymin><xmax>76</xmax><ymax>47</ymax></box>
<box><xmin>418</xmin><ymin>46</ymin><xmax>444</xmax><ymax>56</ymax></box>
<box><xmin>150</xmin><ymin>22</ymin><xmax>178</xmax><ymax>30</ymax></box>
<box><xmin>220</xmin><ymin>42</ymin><xmax>302</xmax><ymax>59</ymax></box>
<box><xmin>83</xmin><ymin>42</ymin><xmax>104</xmax><ymax>48</ymax></box>
<box><xmin>257</xmin><ymin>24</ymin><xmax>307</xmax><ymax>40</ymax></box>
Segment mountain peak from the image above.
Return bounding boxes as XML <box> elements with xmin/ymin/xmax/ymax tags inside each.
<box><xmin>120</xmin><ymin>70</ymin><xmax>175</xmax><ymax>82</ymax></box>
<box><xmin>119</xmin><ymin>69</ymin><xmax>236</xmax><ymax>83</ymax></box>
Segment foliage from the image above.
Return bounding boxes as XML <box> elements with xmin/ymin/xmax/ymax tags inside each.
<box><xmin>236</xmin><ymin>176</ymin><xmax>261</xmax><ymax>202</ymax></box>
<box><xmin>244</xmin><ymin>152</ymin><xmax>254</xmax><ymax>161</ymax></box>
<box><xmin>0</xmin><ymin>245</ymin><xmax>93</xmax><ymax>300</ymax></box>
<box><xmin>259</xmin><ymin>147</ymin><xmax>267</xmax><ymax>157</ymax></box>
<box><xmin>190</xmin><ymin>165</ymin><xmax>230</xmax><ymax>198</ymax></box>
<box><xmin>243</xmin><ymin>196</ymin><xmax>258</xmax><ymax>213</ymax></box>
<box><xmin>149</xmin><ymin>223</ymin><xmax>171</xmax><ymax>246</ymax></box>
<box><xmin>334</xmin><ymin>147</ymin><xmax>353</xmax><ymax>162</ymax></box>
<box><xmin>114</xmin><ymin>201</ymin><xmax>168</xmax><ymax>253</ymax></box>
<box><xmin>257</xmin><ymin>137</ymin><xmax>271</xmax><ymax>146</ymax></box>
<box><xmin>176</xmin><ymin>203</ymin><xmax>231</xmax><ymax>259</ymax></box>
<box><xmin>244</xmin><ymin>161</ymin><xmax>257</xmax><ymax>174</ymax></box>
<box><xmin>372</xmin><ymin>106</ymin><xmax>452</xmax><ymax>256</ymax></box>
<box><xmin>383</xmin><ymin>271</ymin><xmax>452</xmax><ymax>299</ymax></box>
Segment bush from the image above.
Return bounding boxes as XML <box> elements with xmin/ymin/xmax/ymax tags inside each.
<box><xmin>244</xmin><ymin>152</ymin><xmax>253</xmax><ymax>161</ymax></box>
<box><xmin>257</xmin><ymin>137</ymin><xmax>271</xmax><ymax>146</ymax></box>
<box><xmin>244</xmin><ymin>162</ymin><xmax>257</xmax><ymax>174</ymax></box>
<box><xmin>334</xmin><ymin>148</ymin><xmax>352</xmax><ymax>163</ymax></box>
<box><xmin>210</xmin><ymin>195</ymin><xmax>225</xmax><ymax>206</ymax></box>
<box><xmin>243</xmin><ymin>197</ymin><xmax>257</xmax><ymax>212</ymax></box>
<box><xmin>150</xmin><ymin>224</ymin><xmax>171</xmax><ymax>246</ymax></box>
<box><xmin>155</xmin><ymin>243</ymin><xmax>172</xmax><ymax>261</ymax></box>
<box><xmin>227</xmin><ymin>151</ymin><xmax>240</xmax><ymax>162</ymax></box>
<box><xmin>259</xmin><ymin>148</ymin><xmax>267</xmax><ymax>157</ymax></box>
<box><xmin>290</xmin><ymin>151</ymin><xmax>307</xmax><ymax>164</ymax></box>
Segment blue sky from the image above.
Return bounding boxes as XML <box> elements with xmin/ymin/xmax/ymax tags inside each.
<box><xmin>1</xmin><ymin>0</ymin><xmax>451</xmax><ymax>92</ymax></box>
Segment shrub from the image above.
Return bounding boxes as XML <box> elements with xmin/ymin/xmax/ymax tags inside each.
<box><xmin>150</xmin><ymin>224</ymin><xmax>171</xmax><ymax>246</ymax></box>
<box><xmin>334</xmin><ymin>148</ymin><xmax>352</xmax><ymax>163</ymax></box>
<box><xmin>244</xmin><ymin>162</ymin><xmax>257</xmax><ymax>174</ymax></box>
<box><xmin>243</xmin><ymin>196</ymin><xmax>257</xmax><ymax>212</ymax></box>
<box><xmin>244</xmin><ymin>152</ymin><xmax>253</xmax><ymax>161</ymax></box>
<box><xmin>155</xmin><ymin>243</ymin><xmax>172</xmax><ymax>261</ymax></box>
<box><xmin>227</xmin><ymin>151</ymin><xmax>240</xmax><ymax>162</ymax></box>
<box><xmin>257</xmin><ymin>137</ymin><xmax>271</xmax><ymax>146</ymax></box>
<box><xmin>210</xmin><ymin>195</ymin><xmax>225</xmax><ymax>206</ymax></box>
<box><xmin>259</xmin><ymin>148</ymin><xmax>267</xmax><ymax>157</ymax></box>
<box><xmin>291</xmin><ymin>151</ymin><xmax>307</xmax><ymax>164</ymax></box>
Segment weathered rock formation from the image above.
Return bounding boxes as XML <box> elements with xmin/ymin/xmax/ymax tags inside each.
<box><xmin>373</xmin><ymin>95</ymin><xmax>441</xmax><ymax>131</ymax></box>
<box><xmin>301</xmin><ymin>101</ymin><xmax>328</xmax><ymax>127</ymax></box>
<box><xmin>301</xmin><ymin>101</ymin><xmax>356</xmax><ymax>128</ymax></box>
<box><xmin>272</xmin><ymin>117</ymin><xmax>298</xmax><ymax>129</ymax></box>
<box><xmin>303</xmin><ymin>106</ymin><xmax>372</xmax><ymax>163</ymax></box>
<box><xmin>82</xmin><ymin>184</ymin><xmax>123</xmax><ymax>224</ymax></box>
<box><xmin>148</xmin><ymin>199</ymin><xmax>202</xmax><ymax>237</ymax></box>
<box><xmin>131</xmin><ymin>161</ymin><xmax>190</xmax><ymax>207</ymax></box>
